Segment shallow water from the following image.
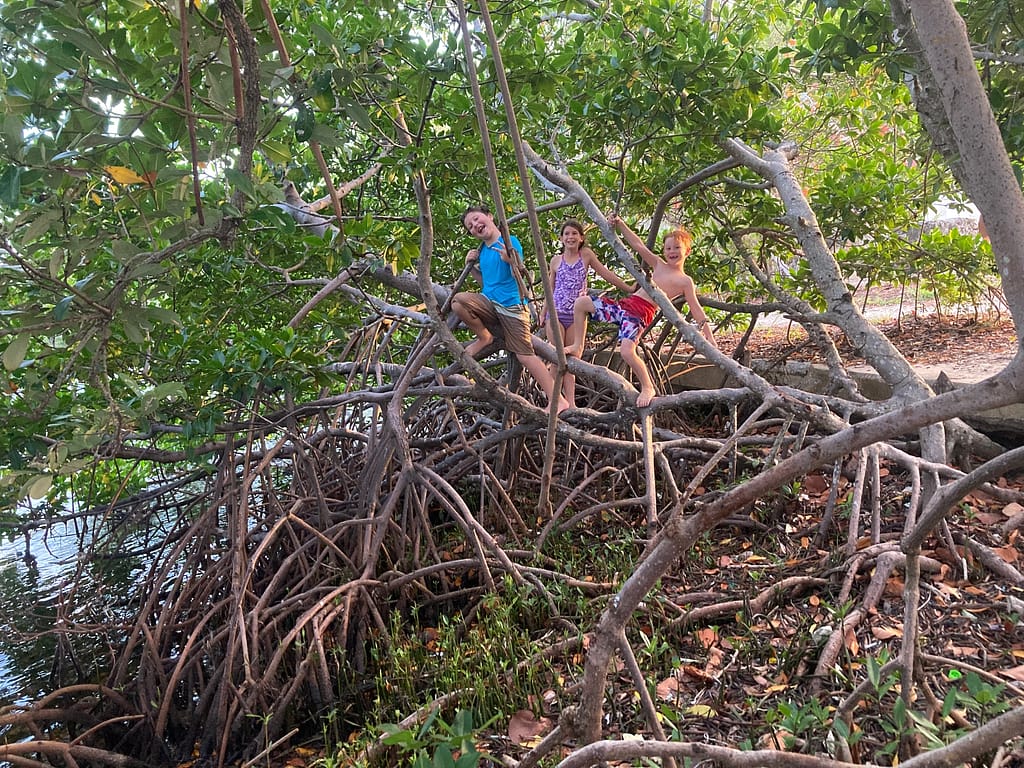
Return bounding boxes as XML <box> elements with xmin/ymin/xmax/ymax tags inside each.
<box><xmin>0</xmin><ymin>517</ymin><xmax>148</xmax><ymax>705</ymax></box>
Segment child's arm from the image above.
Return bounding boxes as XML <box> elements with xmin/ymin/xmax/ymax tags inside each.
<box><xmin>583</xmin><ymin>247</ymin><xmax>634</xmax><ymax>294</ymax></box>
<box><xmin>609</xmin><ymin>212</ymin><xmax>660</xmax><ymax>269</ymax></box>
<box><xmin>680</xmin><ymin>277</ymin><xmax>718</xmax><ymax>348</ymax></box>
<box><xmin>465</xmin><ymin>248</ymin><xmax>482</xmax><ymax>284</ymax></box>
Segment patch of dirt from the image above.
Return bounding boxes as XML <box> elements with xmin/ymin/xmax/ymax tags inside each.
<box><xmin>720</xmin><ymin>311</ymin><xmax>1017</xmax><ymax>371</ymax></box>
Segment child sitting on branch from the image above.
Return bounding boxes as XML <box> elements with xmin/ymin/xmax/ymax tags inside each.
<box><xmin>563</xmin><ymin>211</ymin><xmax>717</xmax><ymax>408</ymax></box>
<box><xmin>452</xmin><ymin>204</ymin><xmax>570</xmax><ymax>414</ymax></box>
<box><xmin>542</xmin><ymin>219</ymin><xmax>636</xmax><ymax>407</ymax></box>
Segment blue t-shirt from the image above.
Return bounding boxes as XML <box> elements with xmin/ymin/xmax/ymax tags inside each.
<box><xmin>478</xmin><ymin>235</ymin><xmax>526</xmax><ymax>307</ymax></box>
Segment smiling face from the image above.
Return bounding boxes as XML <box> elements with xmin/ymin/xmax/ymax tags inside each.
<box><xmin>463</xmin><ymin>210</ymin><xmax>498</xmax><ymax>242</ymax></box>
<box><xmin>663</xmin><ymin>229</ymin><xmax>692</xmax><ymax>266</ymax></box>
<box><xmin>560</xmin><ymin>221</ymin><xmax>586</xmax><ymax>251</ymax></box>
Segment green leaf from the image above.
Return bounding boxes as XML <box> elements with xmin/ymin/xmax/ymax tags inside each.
<box><xmin>57</xmin><ymin>27</ymin><xmax>109</xmax><ymax>60</ymax></box>
<box><xmin>0</xmin><ymin>165</ymin><xmax>21</xmax><ymax>205</ymax></box>
<box><xmin>124</xmin><ymin>321</ymin><xmax>145</xmax><ymax>344</ymax></box>
<box><xmin>309</xmin><ymin>123</ymin><xmax>340</xmax><ymax>146</ymax></box>
<box><xmin>224</xmin><ymin>168</ymin><xmax>256</xmax><ymax>201</ymax></box>
<box><xmin>3</xmin><ymin>334</ymin><xmax>30</xmax><ymax>371</ymax></box>
<box><xmin>53</xmin><ymin>295</ymin><xmax>74</xmax><ymax>321</ymax></box>
<box><xmin>145</xmin><ymin>382</ymin><xmax>186</xmax><ymax>401</ymax></box>
<box><xmin>146</xmin><ymin>306</ymin><xmax>182</xmax><ymax>327</ymax></box>
<box><xmin>310</xmin><ymin>23</ymin><xmax>339</xmax><ymax>50</ymax></box>
<box><xmin>26</xmin><ymin>474</ymin><xmax>52</xmax><ymax>500</ymax></box>
<box><xmin>20</xmin><ymin>209</ymin><xmax>61</xmax><ymax>246</ymax></box>
<box><xmin>260</xmin><ymin>139</ymin><xmax>292</xmax><ymax>165</ymax></box>
<box><xmin>340</xmin><ymin>97</ymin><xmax>374</xmax><ymax>133</ymax></box>
<box><xmin>112</xmin><ymin>239</ymin><xmax>143</xmax><ymax>262</ymax></box>
<box><xmin>432</xmin><ymin>744</ymin><xmax>454</xmax><ymax>768</ymax></box>
<box><xmin>295</xmin><ymin>104</ymin><xmax>315</xmax><ymax>142</ymax></box>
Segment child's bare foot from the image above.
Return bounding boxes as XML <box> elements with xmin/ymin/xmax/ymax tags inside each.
<box><xmin>465</xmin><ymin>333</ymin><xmax>494</xmax><ymax>357</ymax></box>
<box><xmin>637</xmin><ymin>387</ymin><xmax>656</xmax><ymax>408</ymax></box>
<box><xmin>556</xmin><ymin>398</ymin><xmax>571</xmax><ymax>414</ymax></box>
<box><xmin>563</xmin><ymin>342</ymin><xmax>581</xmax><ymax>357</ymax></box>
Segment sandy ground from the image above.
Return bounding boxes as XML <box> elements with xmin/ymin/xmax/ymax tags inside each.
<box><xmin>726</xmin><ymin>287</ymin><xmax>1017</xmax><ymax>386</ymax></box>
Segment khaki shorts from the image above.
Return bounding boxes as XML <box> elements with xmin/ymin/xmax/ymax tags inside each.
<box><xmin>454</xmin><ymin>292</ymin><xmax>534</xmax><ymax>356</ymax></box>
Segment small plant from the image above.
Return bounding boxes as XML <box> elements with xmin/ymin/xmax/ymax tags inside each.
<box><xmin>379</xmin><ymin>709</ymin><xmax>496</xmax><ymax>768</ymax></box>
<box><xmin>941</xmin><ymin>670</ymin><xmax>1011</xmax><ymax>727</ymax></box>
<box><xmin>763</xmin><ymin>698</ymin><xmax>832</xmax><ymax>751</ymax></box>
<box><xmin>245</xmin><ymin>710</ymin><xmax>274</xmax><ymax>768</ymax></box>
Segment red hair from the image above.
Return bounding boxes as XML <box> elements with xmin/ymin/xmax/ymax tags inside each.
<box><xmin>664</xmin><ymin>227</ymin><xmax>692</xmax><ymax>255</ymax></box>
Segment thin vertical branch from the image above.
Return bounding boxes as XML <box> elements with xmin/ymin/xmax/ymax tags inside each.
<box><xmin>255</xmin><ymin>0</ymin><xmax>345</xmax><ymax>235</ymax></box>
<box><xmin>617</xmin><ymin>631</ymin><xmax>678</xmax><ymax>768</ymax></box>
<box><xmin>178</xmin><ymin>0</ymin><xmax>204</xmax><ymax>224</ymax></box>
<box><xmin>845</xmin><ymin>448</ymin><xmax>868</xmax><ymax>557</ymax></box>
<box><xmin>641</xmin><ymin>413</ymin><xmax>657</xmax><ymax>536</ymax></box>
<box><xmin>455</xmin><ymin>0</ymin><xmax>565</xmax><ymax>519</ymax></box>
<box><xmin>870</xmin><ymin>446</ymin><xmax>882</xmax><ymax>544</ymax></box>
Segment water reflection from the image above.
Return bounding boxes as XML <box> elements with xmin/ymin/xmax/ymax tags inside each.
<box><xmin>0</xmin><ymin>527</ymin><xmax>66</xmax><ymax>704</ymax></box>
<box><xmin>0</xmin><ymin>517</ymin><xmax>148</xmax><ymax>705</ymax></box>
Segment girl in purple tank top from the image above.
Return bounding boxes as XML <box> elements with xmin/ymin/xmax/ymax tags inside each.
<box><xmin>541</xmin><ymin>219</ymin><xmax>635</xmax><ymax>406</ymax></box>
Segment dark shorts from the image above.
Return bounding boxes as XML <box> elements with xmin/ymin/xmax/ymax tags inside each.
<box><xmin>454</xmin><ymin>292</ymin><xmax>534</xmax><ymax>355</ymax></box>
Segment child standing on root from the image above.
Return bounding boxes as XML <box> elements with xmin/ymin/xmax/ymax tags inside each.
<box><xmin>564</xmin><ymin>211</ymin><xmax>718</xmax><ymax>408</ymax></box>
<box><xmin>542</xmin><ymin>219</ymin><xmax>635</xmax><ymax>406</ymax></box>
<box><xmin>451</xmin><ymin>205</ymin><xmax>570</xmax><ymax>413</ymax></box>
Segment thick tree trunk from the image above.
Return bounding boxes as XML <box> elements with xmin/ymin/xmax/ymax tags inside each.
<box><xmin>895</xmin><ymin>0</ymin><xmax>1024</xmax><ymax>333</ymax></box>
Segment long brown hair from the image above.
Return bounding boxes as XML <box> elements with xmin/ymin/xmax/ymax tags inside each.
<box><xmin>560</xmin><ymin>219</ymin><xmax>587</xmax><ymax>247</ymax></box>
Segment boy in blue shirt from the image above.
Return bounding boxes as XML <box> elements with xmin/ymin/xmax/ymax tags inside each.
<box><xmin>452</xmin><ymin>205</ymin><xmax>569</xmax><ymax>413</ymax></box>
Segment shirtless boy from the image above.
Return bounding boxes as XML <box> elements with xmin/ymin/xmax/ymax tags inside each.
<box><xmin>563</xmin><ymin>211</ymin><xmax>717</xmax><ymax>407</ymax></box>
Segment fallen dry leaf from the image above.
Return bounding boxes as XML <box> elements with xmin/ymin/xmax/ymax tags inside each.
<box><xmin>1000</xmin><ymin>665</ymin><xmax>1024</xmax><ymax>683</ymax></box>
<box><xmin>685</xmin><ymin>704</ymin><xmax>717</xmax><ymax>717</ymax></box>
<box><xmin>696</xmin><ymin>627</ymin><xmax>718</xmax><ymax>648</ymax></box>
<box><xmin>946</xmin><ymin>644</ymin><xmax>980</xmax><ymax>657</ymax></box>
<box><xmin>994</xmin><ymin>545</ymin><xmax>1019</xmax><ymax>564</ymax></box>
<box><xmin>656</xmin><ymin>676</ymin><xmax>682</xmax><ymax>701</ymax></box>
<box><xmin>872</xmin><ymin>625</ymin><xmax>903</xmax><ymax>640</ymax></box>
<box><xmin>884</xmin><ymin>576</ymin><xmax>905</xmax><ymax>597</ymax></box>
<box><xmin>1003</xmin><ymin>502</ymin><xmax>1024</xmax><ymax>518</ymax></box>
<box><xmin>759</xmin><ymin>729</ymin><xmax>798</xmax><ymax>751</ymax></box>
<box><xmin>975</xmin><ymin>511</ymin><xmax>1005</xmax><ymax>525</ymax></box>
<box><xmin>803</xmin><ymin>474</ymin><xmax>828</xmax><ymax>494</ymax></box>
<box><xmin>508</xmin><ymin>709</ymin><xmax>553</xmax><ymax>745</ymax></box>
<box><xmin>704</xmin><ymin>646</ymin><xmax>726</xmax><ymax>676</ymax></box>
<box><xmin>844</xmin><ymin>627</ymin><xmax>860</xmax><ymax>655</ymax></box>
<box><xmin>679</xmin><ymin>664</ymin><xmax>716</xmax><ymax>683</ymax></box>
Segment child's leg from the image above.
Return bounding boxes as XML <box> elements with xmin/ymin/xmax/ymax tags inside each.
<box><xmin>560</xmin><ymin>321</ymin><xmax>578</xmax><ymax>406</ymax></box>
<box><xmin>563</xmin><ymin>295</ymin><xmax>595</xmax><ymax>357</ymax></box>
<box><xmin>619</xmin><ymin>338</ymin><xmax>657</xmax><ymax>407</ymax></box>
<box><xmin>451</xmin><ymin>291</ymin><xmax>495</xmax><ymax>356</ymax></box>
<box><xmin>518</xmin><ymin>351</ymin><xmax>570</xmax><ymax>413</ymax></box>
<box><xmin>499</xmin><ymin>305</ymin><xmax>570</xmax><ymax>413</ymax></box>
